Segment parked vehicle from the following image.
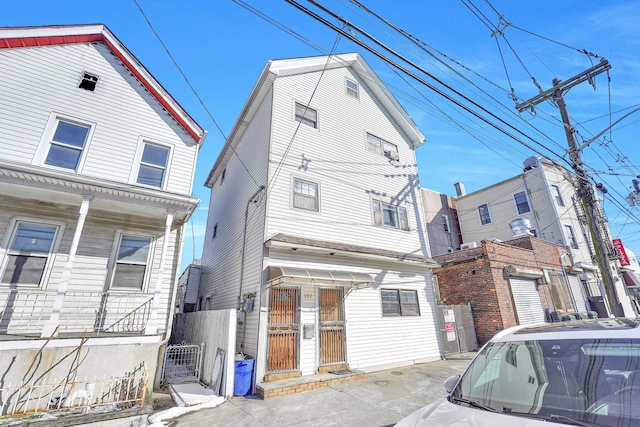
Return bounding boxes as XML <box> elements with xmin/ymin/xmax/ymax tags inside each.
<box><xmin>397</xmin><ymin>318</ymin><xmax>640</xmax><ymax>426</ymax></box>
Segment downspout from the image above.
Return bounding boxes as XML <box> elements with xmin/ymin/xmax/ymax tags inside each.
<box><xmin>146</xmin><ymin>209</ymin><xmax>175</xmax><ymax>335</ymax></box>
<box><xmin>238</xmin><ymin>185</ymin><xmax>266</xmax><ymax>353</ymax></box>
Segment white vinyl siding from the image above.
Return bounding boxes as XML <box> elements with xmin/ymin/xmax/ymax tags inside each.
<box><xmin>0</xmin><ymin>42</ymin><xmax>197</xmax><ymax>195</ymax></box>
<box><xmin>509</xmin><ymin>277</ymin><xmax>545</xmax><ymax>325</ymax></box>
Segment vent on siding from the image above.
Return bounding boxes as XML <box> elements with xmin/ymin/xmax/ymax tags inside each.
<box><xmin>79</xmin><ymin>72</ymin><xmax>99</xmax><ymax>91</ymax></box>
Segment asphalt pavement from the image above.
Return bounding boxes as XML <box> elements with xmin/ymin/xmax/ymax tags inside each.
<box><xmin>155</xmin><ymin>353</ymin><xmax>475</xmax><ymax>427</ymax></box>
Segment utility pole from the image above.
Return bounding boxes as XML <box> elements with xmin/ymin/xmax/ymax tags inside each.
<box><xmin>516</xmin><ymin>58</ymin><xmax>624</xmax><ymax>317</ymax></box>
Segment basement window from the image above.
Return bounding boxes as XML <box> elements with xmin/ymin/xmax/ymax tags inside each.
<box><xmin>78</xmin><ymin>72</ymin><xmax>99</xmax><ymax>91</ymax></box>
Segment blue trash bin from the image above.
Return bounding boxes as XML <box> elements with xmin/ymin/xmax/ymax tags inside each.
<box><xmin>234</xmin><ymin>358</ymin><xmax>254</xmax><ymax>396</ymax></box>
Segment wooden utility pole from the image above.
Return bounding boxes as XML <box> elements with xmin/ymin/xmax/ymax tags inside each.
<box><xmin>516</xmin><ymin>58</ymin><xmax>624</xmax><ymax>317</ymax></box>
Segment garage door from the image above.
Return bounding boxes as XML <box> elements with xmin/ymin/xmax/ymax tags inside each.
<box><xmin>510</xmin><ymin>277</ymin><xmax>545</xmax><ymax>325</ymax></box>
<box><xmin>567</xmin><ymin>274</ymin><xmax>587</xmax><ymax>312</ymax></box>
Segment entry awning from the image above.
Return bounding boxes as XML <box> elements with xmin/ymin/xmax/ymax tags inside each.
<box><xmin>267</xmin><ymin>266</ymin><xmax>373</xmax><ymax>287</ymax></box>
<box><xmin>622</xmin><ymin>271</ymin><xmax>640</xmax><ymax>289</ymax></box>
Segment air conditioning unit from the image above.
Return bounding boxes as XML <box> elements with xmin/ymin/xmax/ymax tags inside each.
<box><xmin>384</xmin><ymin>150</ymin><xmax>399</xmax><ymax>161</ymax></box>
<box><xmin>460</xmin><ymin>242</ymin><xmax>478</xmax><ymax>250</ymax></box>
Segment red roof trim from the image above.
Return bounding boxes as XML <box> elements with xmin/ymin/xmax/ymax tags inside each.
<box><xmin>0</xmin><ymin>31</ymin><xmax>202</xmax><ymax>143</ymax></box>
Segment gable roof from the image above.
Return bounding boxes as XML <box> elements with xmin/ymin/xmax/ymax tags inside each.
<box><xmin>205</xmin><ymin>53</ymin><xmax>425</xmax><ymax>187</ymax></box>
<box><xmin>0</xmin><ymin>24</ymin><xmax>206</xmax><ymax>144</ymax></box>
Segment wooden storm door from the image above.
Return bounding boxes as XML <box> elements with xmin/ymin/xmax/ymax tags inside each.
<box><xmin>267</xmin><ymin>287</ymin><xmax>299</xmax><ymax>373</ymax></box>
<box><xmin>319</xmin><ymin>287</ymin><xmax>346</xmax><ymax>366</ymax></box>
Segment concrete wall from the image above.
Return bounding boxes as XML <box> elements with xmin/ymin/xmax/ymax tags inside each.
<box><xmin>171</xmin><ymin>310</ymin><xmax>236</xmax><ymax>398</ymax></box>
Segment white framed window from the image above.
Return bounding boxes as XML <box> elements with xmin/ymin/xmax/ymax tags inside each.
<box><xmin>346</xmin><ymin>78</ymin><xmax>359</xmax><ymax>98</ymax></box>
<box><xmin>109</xmin><ymin>233</ymin><xmax>153</xmax><ymax>290</ymax></box>
<box><xmin>294</xmin><ymin>102</ymin><xmax>318</xmax><ymax>129</ymax></box>
<box><xmin>366</xmin><ymin>133</ymin><xmax>399</xmax><ymax>161</ymax></box>
<box><xmin>34</xmin><ymin>114</ymin><xmax>95</xmax><ymax>172</ymax></box>
<box><xmin>551</xmin><ymin>185</ymin><xmax>565</xmax><ymax>207</ymax></box>
<box><xmin>442</xmin><ymin>214</ymin><xmax>450</xmax><ymax>233</ymax></box>
<box><xmin>0</xmin><ymin>219</ymin><xmax>64</xmax><ymax>287</ymax></box>
<box><xmin>131</xmin><ymin>139</ymin><xmax>172</xmax><ymax>189</ymax></box>
<box><xmin>381</xmin><ymin>289</ymin><xmax>420</xmax><ymax>316</ymax></box>
<box><xmin>372</xmin><ymin>199</ymin><xmax>409</xmax><ymax>230</ymax></box>
<box><xmin>292</xmin><ymin>178</ymin><xmax>319</xmax><ymax>211</ymax></box>
<box><xmin>564</xmin><ymin>224</ymin><xmax>579</xmax><ymax>249</ymax></box>
<box><xmin>514</xmin><ymin>191</ymin><xmax>531</xmax><ymax>214</ymax></box>
<box><xmin>478</xmin><ymin>204</ymin><xmax>491</xmax><ymax>225</ymax></box>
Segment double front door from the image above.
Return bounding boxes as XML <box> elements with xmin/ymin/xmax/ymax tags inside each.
<box><xmin>266</xmin><ymin>286</ymin><xmax>346</xmax><ymax>373</ymax></box>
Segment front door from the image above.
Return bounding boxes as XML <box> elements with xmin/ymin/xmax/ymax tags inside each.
<box><xmin>267</xmin><ymin>287</ymin><xmax>299</xmax><ymax>373</ymax></box>
<box><xmin>319</xmin><ymin>287</ymin><xmax>346</xmax><ymax>366</ymax></box>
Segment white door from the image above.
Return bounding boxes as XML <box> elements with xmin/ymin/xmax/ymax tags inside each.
<box><xmin>567</xmin><ymin>274</ymin><xmax>587</xmax><ymax>312</ymax></box>
<box><xmin>510</xmin><ymin>277</ymin><xmax>545</xmax><ymax>325</ymax></box>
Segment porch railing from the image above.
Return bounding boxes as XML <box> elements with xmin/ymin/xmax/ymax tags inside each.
<box><xmin>0</xmin><ymin>289</ymin><xmax>154</xmax><ymax>335</ymax></box>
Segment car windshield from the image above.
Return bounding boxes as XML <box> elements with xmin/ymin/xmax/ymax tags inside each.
<box><xmin>452</xmin><ymin>338</ymin><xmax>640</xmax><ymax>427</ymax></box>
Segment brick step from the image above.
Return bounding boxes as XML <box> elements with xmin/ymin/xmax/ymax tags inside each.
<box><xmin>256</xmin><ymin>370</ymin><xmax>364</xmax><ymax>399</ymax></box>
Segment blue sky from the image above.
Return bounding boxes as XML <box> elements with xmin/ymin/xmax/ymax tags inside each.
<box><xmin>4</xmin><ymin>1</ymin><xmax>640</xmax><ymax>270</ymax></box>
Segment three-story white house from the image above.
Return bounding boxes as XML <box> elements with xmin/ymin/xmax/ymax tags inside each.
<box><xmin>200</xmin><ymin>53</ymin><xmax>440</xmax><ymax>391</ymax></box>
<box><xmin>0</xmin><ymin>25</ymin><xmax>206</xmax><ymax>390</ymax></box>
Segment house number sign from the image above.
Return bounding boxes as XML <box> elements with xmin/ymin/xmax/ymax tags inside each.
<box><xmin>302</xmin><ymin>286</ymin><xmax>315</xmax><ymax>306</ymax></box>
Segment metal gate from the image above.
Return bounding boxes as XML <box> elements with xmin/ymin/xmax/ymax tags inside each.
<box><xmin>160</xmin><ymin>341</ymin><xmax>202</xmax><ymax>386</ymax></box>
<box><xmin>438</xmin><ymin>304</ymin><xmax>477</xmax><ymax>355</ymax></box>
<box><xmin>567</xmin><ymin>274</ymin><xmax>587</xmax><ymax>312</ymax></box>
<box><xmin>267</xmin><ymin>287</ymin><xmax>299</xmax><ymax>373</ymax></box>
<box><xmin>319</xmin><ymin>287</ymin><xmax>346</xmax><ymax>366</ymax></box>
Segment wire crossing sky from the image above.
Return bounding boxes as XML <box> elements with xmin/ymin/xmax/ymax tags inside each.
<box><xmin>3</xmin><ymin>0</ymin><xmax>640</xmax><ymax>268</ymax></box>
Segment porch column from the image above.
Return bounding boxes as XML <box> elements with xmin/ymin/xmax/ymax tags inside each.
<box><xmin>145</xmin><ymin>209</ymin><xmax>175</xmax><ymax>335</ymax></box>
<box><xmin>41</xmin><ymin>195</ymin><xmax>92</xmax><ymax>338</ymax></box>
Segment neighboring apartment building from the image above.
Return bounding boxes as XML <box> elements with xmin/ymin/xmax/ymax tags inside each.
<box><xmin>0</xmin><ymin>25</ymin><xmax>205</xmax><ymax>391</ymax></box>
<box><xmin>176</xmin><ymin>259</ymin><xmax>201</xmax><ymax>313</ymax></box>
<box><xmin>199</xmin><ymin>53</ymin><xmax>440</xmax><ymax>393</ymax></box>
<box><xmin>421</xmin><ymin>188</ymin><xmax>461</xmax><ymax>256</ymax></box>
<box><xmin>454</xmin><ymin>156</ymin><xmax>635</xmax><ymax>317</ymax></box>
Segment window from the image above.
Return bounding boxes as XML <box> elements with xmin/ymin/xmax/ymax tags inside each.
<box><xmin>551</xmin><ymin>185</ymin><xmax>565</xmax><ymax>207</ymax></box>
<box><xmin>1</xmin><ymin>222</ymin><xmax>59</xmax><ymax>286</ymax></box>
<box><xmin>295</xmin><ymin>102</ymin><xmax>317</xmax><ymax>129</ymax></box>
<box><xmin>514</xmin><ymin>191</ymin><xmax>531</xmax><ymax>214</ymax></box>
<box><xmin>78</xmin><ymin>72</ymin><xmax>98</xmax><ymax>91</ymax></box>
<box><xmin>564</xmin><ymin>225</ymin><xmax>579</xmax><ymax>249</ymax></box>
<box><xmin>366</xmin><ymin>133</ymin><xmax>399</xmax><ymax>161</ymax></box>
<box><xmin>442</xmin><ymin>214</ymin><xmax>450</xmax><ymax>233</ymax></box>
<box><xmin>478</xmin><ymin>204</ymin><xmax>491</xmax><ymax>225</ymax></box>
<box><xmin>136</xmin><ymin>143</ymin><xmax>170</xmax><ymax>188</ymax></box>
<box><xmin>346</xmin><ymin>78</ymin><xmax>359</xmax><ymax>98</ymax></box>
<box><xmin>372</xmin><ymin>200</ymin><xmax>409</xmax><ymax>230</ymax></box>
<box><xmin>44</xmin><ymin>120</ymin><xmax>90</xmax><ymax>170</ymax></box>
<box><xmin>293</xmin><ymin>178</ymin><xmax>319</xmax><ymax>211</ymax></box>
<box><xmin>530</xmin><ymin>229</ymin><xmax>538</xmax><ymax>238</ymax></box>
<box><xmin>381</xmin><ymin>289</ymin><xmax>420</xmax><ymax>316</ymax></box>
<box><xmin>221</xmin><ymin>168</ymin><xmax>226</xmax><ymax>184</ymax></box>
<box><xmin>212</xmin><ymin>223</ymin><xmax>218</xmax><ymax>239</ymax></box>
<box><xmin>111</xmin><ymin>234</ymin><xmax>152</xmax><ymax>290</ymax></box>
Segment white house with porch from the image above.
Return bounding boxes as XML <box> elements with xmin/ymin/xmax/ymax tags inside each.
<box><xmin>199</xmin><ymin>53</ymin><xmax>441</xmax><ymax>395</ymax></box>
<box><xmin>0</xmin><ymin>24</ymin><xmax>206</xmax><ymax>395</ymax></box>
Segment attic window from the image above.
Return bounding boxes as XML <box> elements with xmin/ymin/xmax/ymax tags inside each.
<box><xmin>79</xmin><ymin>73</ymin><xmax>99</xmax><ymax>91</ymax></box>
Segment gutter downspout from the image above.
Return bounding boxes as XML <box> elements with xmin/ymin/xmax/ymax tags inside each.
<box><xmin>238</xmin><ymin>185</ymin><xmax>266</xmax><ymax>353</ymax></box>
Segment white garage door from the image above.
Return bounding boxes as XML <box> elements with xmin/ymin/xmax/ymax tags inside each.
<box><xmin>567</xmin><ymin>274</ymin><xmax>587</xmax><ymax>312</ymax></box>
<box><xmin>510</xmin><ymin>277</ymin><xmax>545</xmax><ymax>325</ymax></box>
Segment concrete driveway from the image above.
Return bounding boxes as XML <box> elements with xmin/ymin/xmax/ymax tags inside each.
<box><xmin>161</xmin><ymin>353</ymin><xmax>474</xmax><ymax>427</ymax></box>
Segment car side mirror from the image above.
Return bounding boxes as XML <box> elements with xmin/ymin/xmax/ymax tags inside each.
<box><xmin>444</xmin><ymin>375</ymin><xmax>461</xmax><ymax>394</ymax></box>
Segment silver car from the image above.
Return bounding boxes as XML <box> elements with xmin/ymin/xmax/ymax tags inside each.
<box><xmin>397</xmin><ymin>318</ymin><xmax>640</xmax><ymax>426</ymax></box>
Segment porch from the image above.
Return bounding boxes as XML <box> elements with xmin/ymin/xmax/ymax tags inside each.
<box><xmin>0</xmin><ymin>288</ymin><xmax>155</xmax><ymax>337</ymax></box>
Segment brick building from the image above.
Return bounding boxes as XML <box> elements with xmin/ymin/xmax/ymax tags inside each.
<box><xmin>434</xmin><ymin>235</ymin><xmax>576</xmax><ymax>344</ymax></box>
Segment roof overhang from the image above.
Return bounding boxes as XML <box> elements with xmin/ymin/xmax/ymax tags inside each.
<box><xmin>205</xmin><ymin>52</ymin><xmax>426</xmax><ymax>187</ymax></box>
<box><xmin>267</xmin><ymin>266</ymin><xmax>372</xmax><ymax>287</ymax></box>
<box><xmin>0</xmin><ymin>24</ymin><xmax>206</xmax><ymax>144</ymax></box>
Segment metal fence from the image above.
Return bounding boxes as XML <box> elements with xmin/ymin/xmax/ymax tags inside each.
<box><xmin>0</xmin><ymin>290</ymin><xmax>153</xmax><ymax>335</ymax></box>
<box><xmin>0</xmin><ymin>362</ymin><xmax>148</xmax><ymax>417</ymax></box>
<box><xmin>160</xmin><ymin>342</ymin><xmax>203</xmax><ymax>386</ymax></box>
